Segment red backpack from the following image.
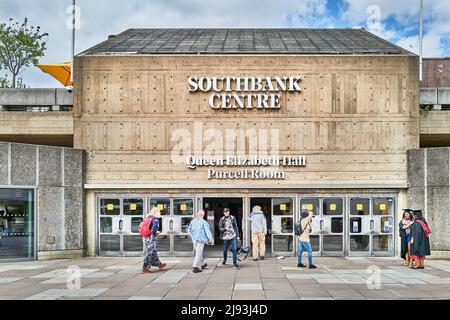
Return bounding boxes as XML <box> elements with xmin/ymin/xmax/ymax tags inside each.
<box><xmin>138</xmin><ymin>217</ymin><xmax>153</xmax><ymax>237</ymax></box>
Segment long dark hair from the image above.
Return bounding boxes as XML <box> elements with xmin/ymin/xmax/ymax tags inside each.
<box><xmin>414</xmin><ymin>211</ymin><xmax>429</xmax><ymax>227</ymax></box>
<box><xmin>402</xmin><ymin>211</ymin><xmax>412</xmax><ymax>220</ymax></box>
<box><xmin>300</xmin><ymin>211</ymin><xmax>309</xmax><ymax>220</ymax></box>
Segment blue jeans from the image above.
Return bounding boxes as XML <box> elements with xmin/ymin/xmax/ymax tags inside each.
<box><xmin>223</xmin><ymin>238</ymin><xmax>238</xmax><ymax>265</ymax></box>
<box><xmin>297</xmin><ymin>241</ymin><xmax>313</xmax><ymax>266</ymax></box>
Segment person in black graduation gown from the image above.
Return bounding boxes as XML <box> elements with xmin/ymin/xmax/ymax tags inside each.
<box><xmin>409</xmin><ymin>210</ymin><xmax>431</xmax><ymax>269</ymax></box>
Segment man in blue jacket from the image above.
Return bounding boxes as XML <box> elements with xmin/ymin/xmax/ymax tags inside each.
<box><xmin>188</xmin><ymin>210</ymin><xmax>214</xmax><ymax>273</ymax></box>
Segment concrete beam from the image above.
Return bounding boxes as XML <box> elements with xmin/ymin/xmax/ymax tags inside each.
<box><xmin>0</xmin><ymin>88</ymin><xmax>73</xmax><ymax>106</ymax></box>
<box><xmin>420</xmin><ymin>88</ymin><xmax>438</xmax><ymax>105</ymax></box>
<box><xmin>438</xmin><ymin>87</ymin><xmax>450</xmax><ymax>105</ymax></box>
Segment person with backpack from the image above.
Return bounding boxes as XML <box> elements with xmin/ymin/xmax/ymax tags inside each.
<box><xmin>295</xmin><ymin>211</ymin><xmax>317</xmax><ymax>269</ymax></box>
<box><xmin>248</xmin><ymin>205</ymin><xmax>267</xmax><ymax>261</ymax></box>
<box><xmin>140</xmin><ymin>207</ymin><xmax>167</xmax><ymax>273</ymax></box>
<box><xmin>188</xmin><ymin>210</ymin><xmax>214</xmax><ymax>273</ymax></box>
<box><xmin>219</xmin><ymin>208</ymin><xmax>240</xmax><ymax>269</ymax></box>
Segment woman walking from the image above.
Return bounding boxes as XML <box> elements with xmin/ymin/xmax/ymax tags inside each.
<box><xmin>410</xmin><ymin>210</ymin><xmax>432</xmax><ymax>269</ymax></box>
<box><xmin>142</xmin><ymin>207</ymin><xmax>167</xmax><ymax>273</ymax></box>
<box><xmin>399</xmin><ymin>209</ymin><xmax>414</xmax><ymax>267</ymax></box>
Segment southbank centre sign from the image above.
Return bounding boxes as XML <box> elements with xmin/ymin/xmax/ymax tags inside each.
<box><xmin>188</xmin><ymin>76</ymin><xmax>302</xmax><ymax>109</ymax></box>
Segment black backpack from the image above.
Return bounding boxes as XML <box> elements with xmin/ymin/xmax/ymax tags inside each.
<box><xmin>294</xmin><ymin>220</ymin><xmax>309</xmax><ymax>236</ymax></box>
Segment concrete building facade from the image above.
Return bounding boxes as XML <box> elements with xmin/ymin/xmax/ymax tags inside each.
<box><xmin>1</xmin><ymin>29</ymin><xmax>450</xmax><ymax>260</ymax></box>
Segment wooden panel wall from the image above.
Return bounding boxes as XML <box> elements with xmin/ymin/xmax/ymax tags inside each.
<box><xmin>74</xmin><ymin>55</ymin><xmax>419</xmax><ymax>186</ymax></box>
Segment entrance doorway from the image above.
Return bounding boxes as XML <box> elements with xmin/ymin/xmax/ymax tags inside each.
<box><xmin>249</xmin><ymin>198</ymin><xmax>272</xmax><ymax>257</ymax></box>
<box><xmin>202</xmin><ymin>198</ymin><xmax>243</xmax><ymax>257</ymax></box>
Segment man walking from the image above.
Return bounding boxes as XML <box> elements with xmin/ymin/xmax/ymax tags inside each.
<box><xmin>219</xmin><ymin>208</ymin><xmax>240</xmax><ymax>269</ymax></box>
<box><xmin>248</xmin><ymin>205</ymin><xmax>267</xmax><ymax>261</ymax></box>
<box><xmin>188</xmin><ymin>210</ymin><xmax>214</xmax><ymax>273</ymax></box>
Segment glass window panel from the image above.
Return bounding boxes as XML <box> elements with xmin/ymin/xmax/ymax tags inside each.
<box><xmin>273</xmin><ymin>198</ymin><xmax>293</xmax><ymax>216</ymax></box>
<box><xmin>156</xmin><ymin>235</ymin><xmax>170</xmax><ymax>251</ymax></box>
<box><xmin>174</xmin><ymin>199</ymin><xmax>194</xmax><ymax>216</ymax></box>
<box><xmin>123</xmin><ymin>199</ymin><xmax>143</xmax><ymax>216</ymax></box>
<box><xmin>280</xmin><ymin>217</ymin><xmax>293</xmax><ymax>234</ymax></box>
<box><xmin>300</xmin><ymin>199</ymin><xmax>319</xmax><ymax>216</ymax></box>
<box><xmin>131</xmin><ymin>217</ymin><xmax>143</xmax><ymax>234</ymax></box>
<box><xmin>373</xmin><ymin>198</ymin><xmax>394</xmax><ymax>216</ymax></box>
<box><xmin>350</xmin><ymin>235</ymin><xmax>370</xmax><ymax>251</ymax></box>
<box><xmin>149</xmin><ymin>199</ymin><xmax>170</xmax><ymax>216</ymax></box>
<box><xmin>181</xmin><ymin>217</ymin><xmax>193</xmax><ymax>234</ymax></box>
<box><xmin>373</xmin><ymin>235</ymin><xmax>392</xmax><ymax>252</ymax></box>
<box><xmin>0</xmin><ymin>189</ymin><xmax>34</xmax><ymax>259</ymax></box>
<box><xmin>330</xmin><ymin>217</ymin><xmax>343</xmax><ymax>233</ymax></box>
<box><xmin>100</xmin><ymin>217</ymin><xmax>112</xmax><ymax>233</ymax></box>
<box><xmin>123</xmin><ymin>235</ymin><xmax>143</xmax><ymax>252</ymax></box>
<box><xmin>323</xmin><ymin>198</ymin><xmax>343</xmax><ymax>216</ymax></box>
<box><xmin>350</xmin><ymin>217</ymin><xmax>362</xmax><ymax>234</ymax></box>
<box><xmin>100</xmin><ymin>235</ymin><xmax>120</xmax><ymax>252</ymax></box>
<box><xmin>174</xmin><ymin>235</ymin><xmax>193</xmax><ymax>252</ymax></box>
<box><xmin>100</xmin><ymin>199</ymin><xmax>120</xmax><ymax>216</ymax></box>
<box><xmin>272</xmin><ymin>235</ymin><xmax>293</xmax><ymax>252</ymax></box>
<box><xmin>380</xmin><ymin>217</ymin><xmax>393</xmax><ymax>234</ymax></box>
<box><xmin>310</xmin><ymin>235</ymin><xmax>320</xmax><ymax>252</ymax></box>
<box><xmin>323</xmin><ymin>235</ymin><xmax>343</xmax><ymax>251</ymax></box>
<box><xmin>350</xmin><ymin>198</ymin><xmax>370</xmax><ymax>216</ymax></box>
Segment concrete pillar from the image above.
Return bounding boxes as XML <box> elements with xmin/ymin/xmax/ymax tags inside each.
<box><xmin>85</xmin><ymin>189</ymin><xmax>96</xmax><ymax>257</ymax></box>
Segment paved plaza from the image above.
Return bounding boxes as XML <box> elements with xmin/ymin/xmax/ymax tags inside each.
<box><xmin>1</xmin><ymin>256</ymin><xmax>450</xmax><ymax>300</ymax></box>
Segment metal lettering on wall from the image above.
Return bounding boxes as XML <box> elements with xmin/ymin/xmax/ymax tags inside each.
<box><xmin>188</xmin><ymin>76</ymin><xmax>302</xmax><ymax>110</ymax></box>
<box><xmin>186</xmin><ymin>156</ymin><xmax>306</xmax><ymax>180</ymax></box>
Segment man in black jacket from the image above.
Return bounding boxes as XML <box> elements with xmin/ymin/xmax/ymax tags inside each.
<box><xmin>219</xmin><ymin>208</ymin><xmax>240</xmax><ymax>269</ymax></box>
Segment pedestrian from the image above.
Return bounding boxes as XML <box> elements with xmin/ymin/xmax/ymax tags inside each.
<box><xmin>399</xmin><ymin>209</ymin><xmax>414</xmax><ymax>267</ymax></box>
<box><xmin>219</xmin><ymin>208</ymin><xmax>240</xmax><ymax>269</ymax></box>
<box><xmin>297</xmin><ymin>211</ymin><xmax>317</xmax><ymax>269</ymax></box>
<box><xmin>141</xmin><ymin>207</ymin><xmax>167</xmax><ymax>273</ymax></box>
<box><xmin>248</xmin><ymin>205</ymin><xmax>267</xmax><ymax>261</ymax></box>
<box><xmin>410</xmin><ymin>210</ymin><xmax>432</xmax><ymax>269</ymax></box>
<box><xmin>188</xmin><ymin>209</ymin><xmax>214</xmax><ymax>273</ymax></box>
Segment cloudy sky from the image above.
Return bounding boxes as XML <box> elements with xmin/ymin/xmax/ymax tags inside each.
<box><xmin>1</xmin><ymin>0</ymin><xmax>449</xmax><ymax>88</ymax></box>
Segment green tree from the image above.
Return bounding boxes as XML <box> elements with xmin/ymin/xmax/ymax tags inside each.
<box><xmin>0</xmin><ymin>18</ymin><xmax>48</xmax><ymax>88</ymax></box>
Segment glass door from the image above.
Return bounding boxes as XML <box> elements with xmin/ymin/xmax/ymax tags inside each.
<box><xmin>98</xmin><ymin>197</ymin><xmax>145</xmax><ymax>257</ymax></box>
<box><xmin>121</xmin><ymin>198</ymin><xmax>145</xmax><ymax>256</ymax></box>
<box><xmin>148</xmin><ymin>197</ymin><xmax>195</xmax><ymax>257</ymax></box>
<box><xmin>299</xmin><ymin>198</ymin><xmax>344</xmax><ymax>257</ymax></box>
<box><xmin>348</xmin><ymin>197</ymin><xmax>395</xmax><ymax>257</ymax></box>
<box><xmin>271</xmin><ymin>198</ymin><xmax>294</xmax><ymax>256</ymax></box>
<box><xmin>372</xmin><ymin>198</ymin><xmax>395</xmax><ymax>256</ymax></box>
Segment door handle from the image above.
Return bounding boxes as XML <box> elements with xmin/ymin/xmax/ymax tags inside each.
<box><xmin>169</xmin><ymin>219</ymin><xmax>174</xmax><ymax>232</ymax></box>
<box><xmin>370</xmin><ymin>219</ymin><xmax>374</xmax><ymax>234</ymax></box>
<box><xmin>119</xmin><ymin>220</ymin><xmax>124</xmax><ymax>234</ymax></box>
<box><xmin>320</xmin><ymin>219</ymin><xmax>324</xmax><ymax>234</ymax></box>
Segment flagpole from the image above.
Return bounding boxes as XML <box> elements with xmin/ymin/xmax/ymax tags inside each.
<box><xmin>419</xmin><ymin>0</ymin><xmax>423</xmax><ymax>81</ymax></box>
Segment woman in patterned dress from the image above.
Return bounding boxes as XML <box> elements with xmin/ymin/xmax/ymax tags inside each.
<box><xmin>142</xmin><ymin>207</ymin><xmax>167</xmax><ymax>273</ymax></box>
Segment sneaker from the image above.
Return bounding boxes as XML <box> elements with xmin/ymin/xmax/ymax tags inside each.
<box><xmin>260</xmin><ymin>256</ymin><xmax>265</xmax><ymax>260</ymax></box>
<box><xmin>201</xmin><ymin>263</ymin><xmax>208</xmax><ymax>270</ymax></box>
<box><xmin>233</xmin><ymin>264</ymin><xmax>240</xmax><ymax>269</ymax></box>
<box><xmin>141</xmin><ymin>268</ymin><xmax>152</xmax><ymax>274</ymax></box>
<box><xmin>159</xmin><ymin>263</ymin><xmax>167</xmax><ymax>270</ymax></box>
<box><xmin>222</xmin><ymin>261</ymin><xmax>226</xmax><ymax>265</ymax></box>
<box><xmin>297</xmin><ymin>263</ymin><xmax>306</xmax><ymax>268</ymax></box>
<box><xmin>192</xmin><ymin>267</ymin><xmax>202</xmax><ymax>273</ymax></box>
<box><xmin>309</xmin><ymin>264</ymin><xmax>317</xmax><ymax>269</ymax></box>
<box><xmin>253</xmin><ymin>258</ymin><xmax>259</xmax><ymax>261</ymax></box>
